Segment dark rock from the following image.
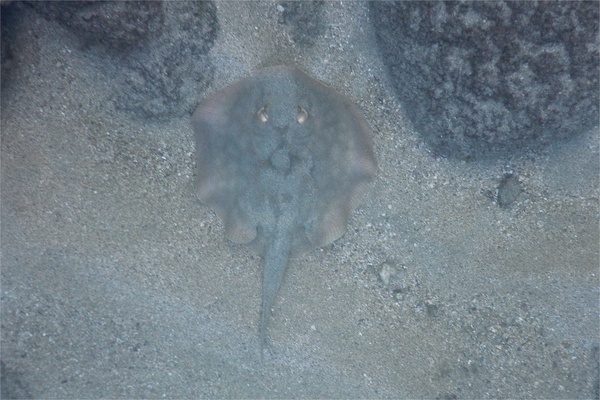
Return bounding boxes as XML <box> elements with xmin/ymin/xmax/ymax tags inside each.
<box><xmin>29</xmin><ymin>1</ymin><xmax>163</xmax><ymax>51</ymax></box>
<box><xmin>1</xmin><ymin>0</ymin><xmax>20</xmax><ymax>91</ymax></box>
<box><xmin>370</xmin><ymin>2</ymin><xmax>599</xmax><ymax>160</ymax></box>
<box><xmin>30</xmin><ymin>1</ymin><xmax>219</xmax><ymax>119</ymax></box>
<box><xmin>277</xmin><ymin>1</ymin><xmax>325</xmax><ymax>46</ymax></box>
<box><xmin>111</xmin><ymin>1</ymin><xmax>219</xmax><ymax>119</ymax></box>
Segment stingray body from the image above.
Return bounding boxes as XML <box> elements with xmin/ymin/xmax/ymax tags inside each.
<box><xmin>193</xmin><ymin>65</ymin><xmax>376</xmax><ymax>356</ymax></box>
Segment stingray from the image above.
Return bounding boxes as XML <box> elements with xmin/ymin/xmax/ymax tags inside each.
<box><xmin>192</xmin><ymin>65</ymin><xmax>377</xmax><ymax>357</ymax></box>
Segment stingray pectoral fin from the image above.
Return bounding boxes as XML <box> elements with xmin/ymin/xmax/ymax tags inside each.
<box><xmin>260</xmin><ymin>231</ymin><xmax>292</xmax><ymax>359</ymax></box>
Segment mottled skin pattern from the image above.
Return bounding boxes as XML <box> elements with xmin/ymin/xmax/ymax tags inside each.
<box><xmin>193</xmin><ymin>66</ymin><xmax>376</xmax><ymax>359</ymax></box>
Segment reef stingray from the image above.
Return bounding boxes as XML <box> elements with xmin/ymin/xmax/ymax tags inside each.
<box><xmin>193</xmin><ymin>65</ymin><xmax>377</xmax><ymax>357</ymax></box>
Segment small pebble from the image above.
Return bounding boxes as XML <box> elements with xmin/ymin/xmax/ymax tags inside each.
<box><xmin>379</xmin><ymin>262</ymin><xmax>396</xmax><ymax>286</ymax></box>
<box><xmin>497</xmin><ymin>173</ymin><xmax>522</xmax><ymax>207</ymax></box>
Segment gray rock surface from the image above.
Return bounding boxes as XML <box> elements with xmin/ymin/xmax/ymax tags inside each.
<box><xmin>1</xmin><ymin>1</ymin><xmax>598</xmax><ymax>398</ymax></box>
<box><xmin>29</xmin><ymin>1</ymin><xmax>164</xmax><ymax>50</ymax></box>
<box><xmin>371</xmin><ymin>1</ymin><xmax>599</xmax><ymax>159</ymax></box>
<box><xmin>276</xmin><ymin>1</ymin><xmax>325</xmax><ymax>46</ymax></box>
<box><xmin>1</xmin><ymin>2</ymin><xmax>18</xmax><ymax>90</ymax></box>
<box><xmin>29</xmin><ymin>0</ymin><xmax>218</xmax><ymax>119</ymax></box>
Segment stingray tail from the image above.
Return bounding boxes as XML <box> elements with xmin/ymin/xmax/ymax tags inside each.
<box><xmin>260</xmin><ymin>232</ymin><xmax>291</xmax><ymax>360</ymax></box>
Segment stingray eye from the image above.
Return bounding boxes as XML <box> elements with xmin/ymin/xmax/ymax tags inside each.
<box><xmin>257</xmin><ymin>106</ymin><xmax>268</xmax><ymax>123</ymax></box>
<box><xmin>297</xmin><ymin>106</ymin><xmax>308</xmax><ymax>124</ymax></box>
